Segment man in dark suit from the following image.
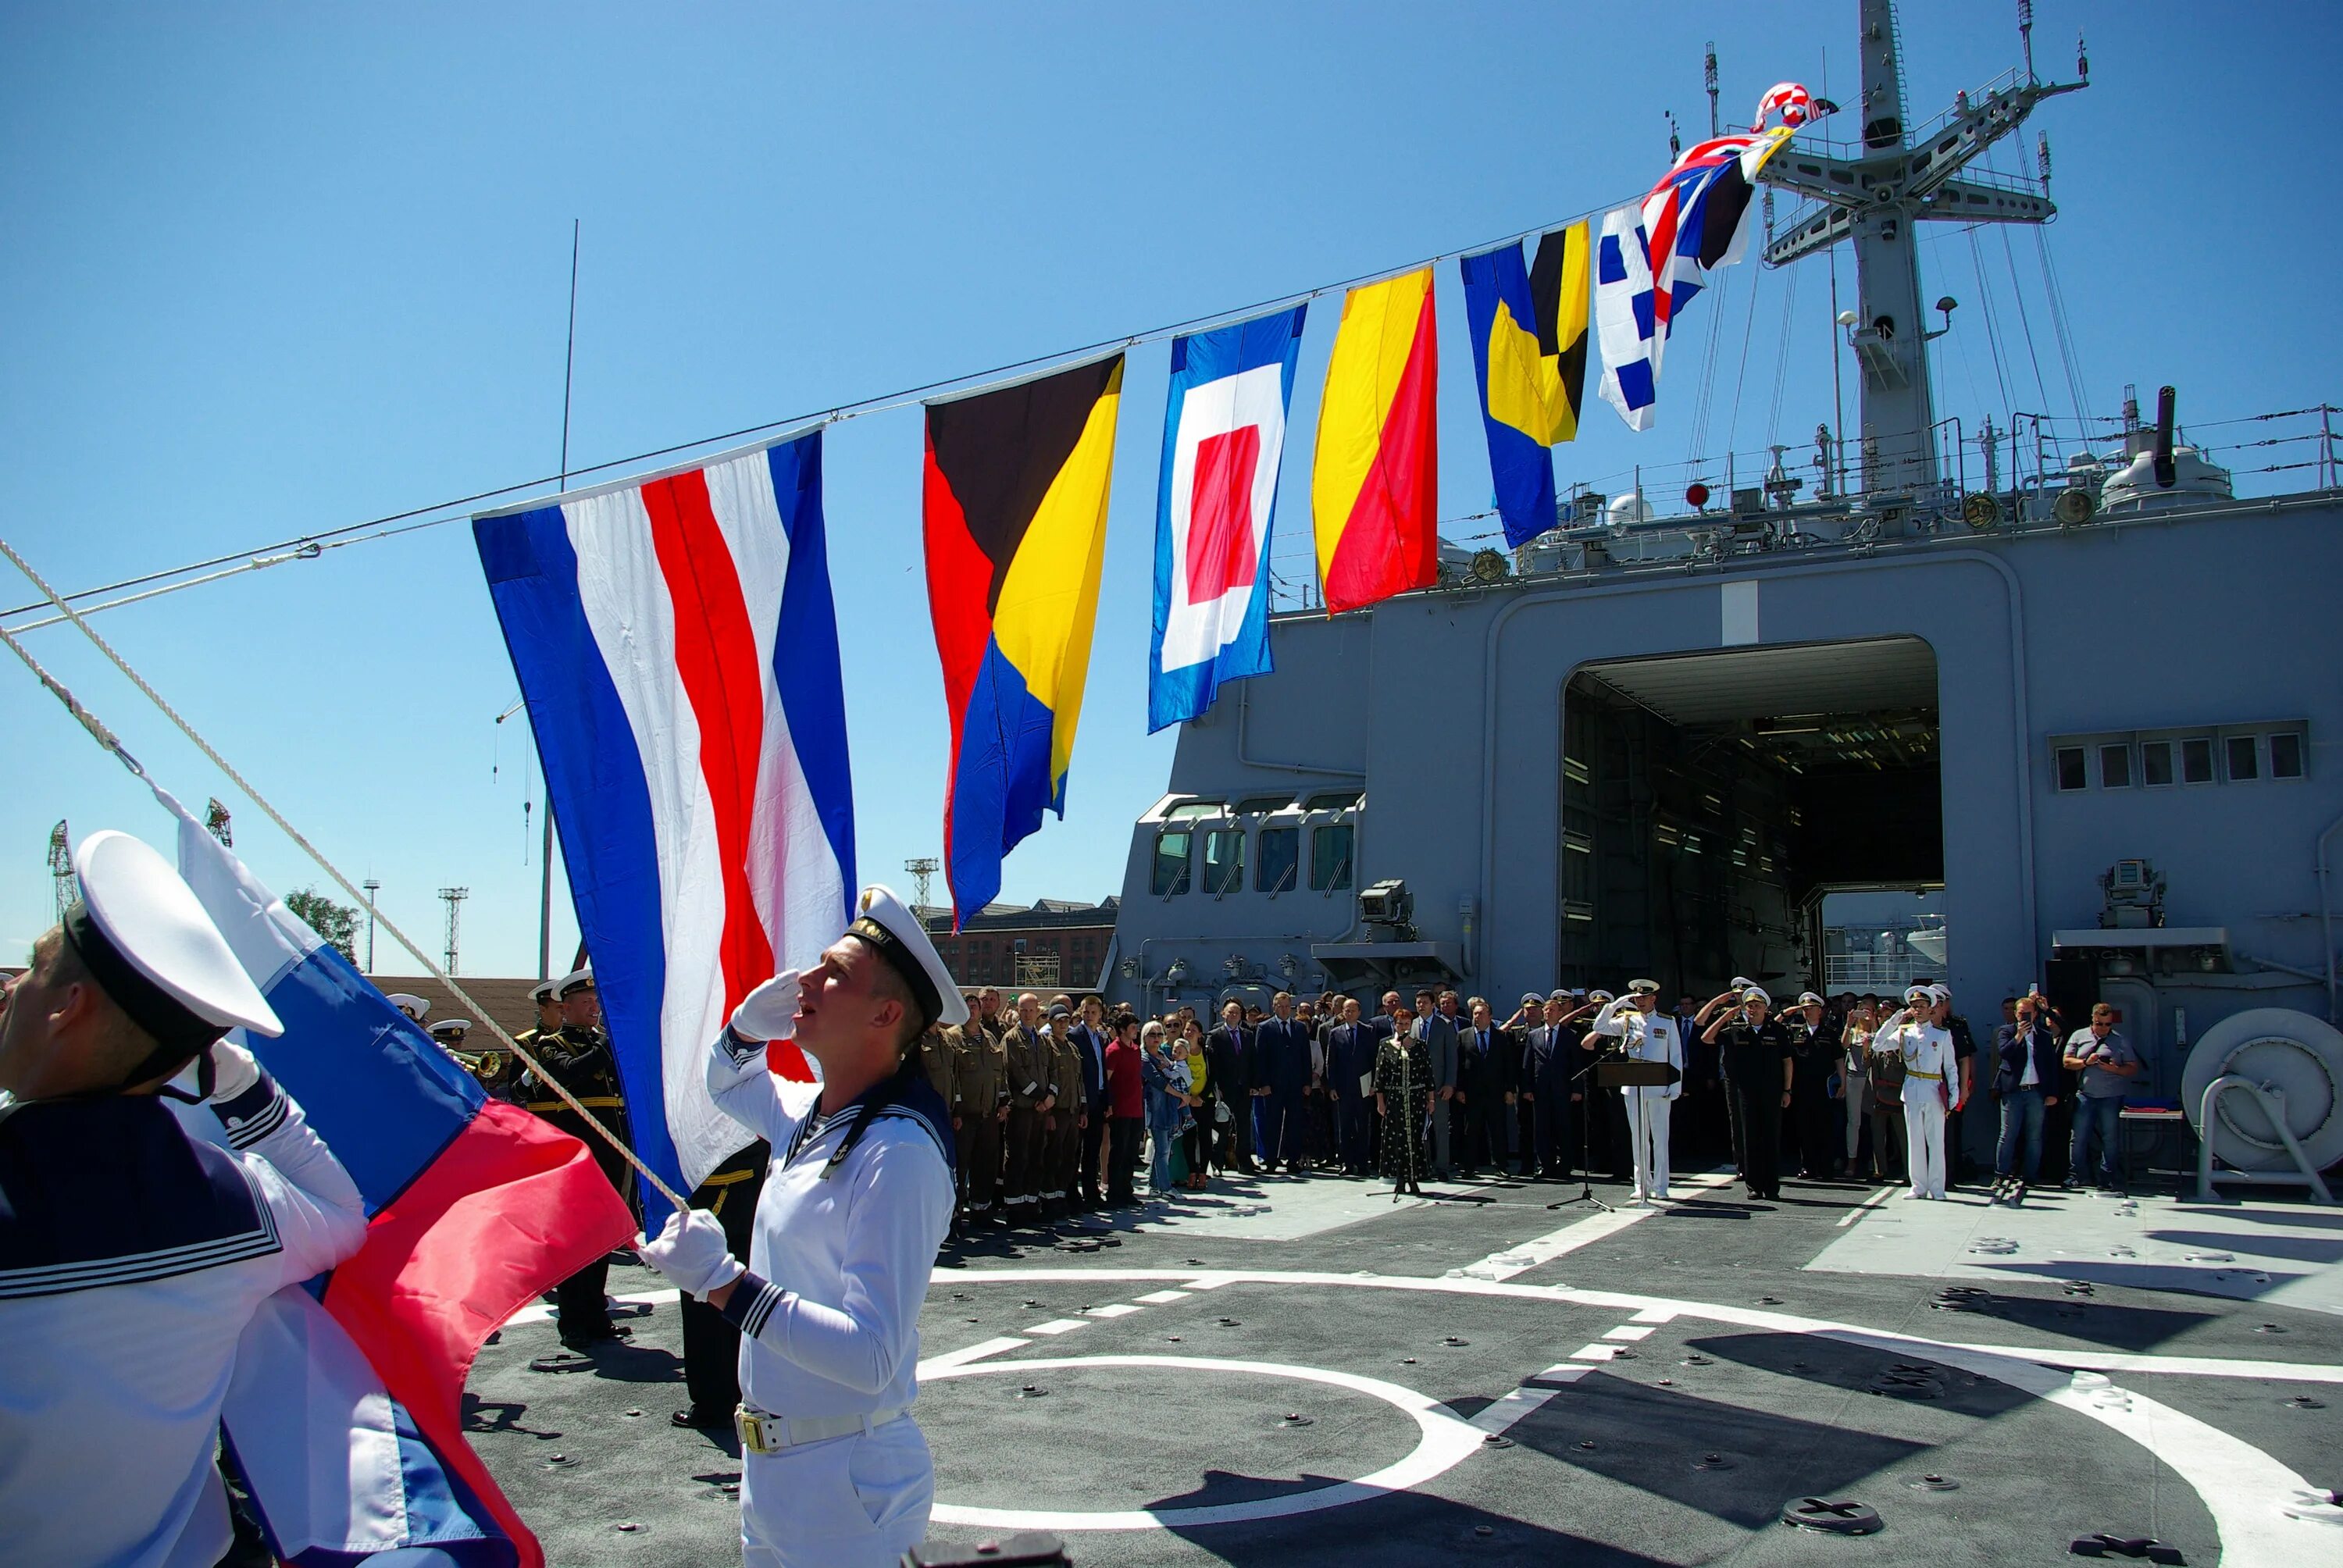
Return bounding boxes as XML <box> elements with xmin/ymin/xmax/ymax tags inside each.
<box><xmin>1068</xmin><ymin>996</ymin><xmax>1111</xmax><ymax>1210</ymax></box>
<box><xmin>1254</xmin><ymin>991</ymin><xmax>1312</xmax><ymax>1172</ymax></box>
<box><xmin>1522</xmin><ymin>991</ymin><xmax>1585</xmax><ymax>1180</ymax></box>
<box><xmin>1412</xmin><ymin>987</ymin><xmax>1460</xmax><ymax>1179</ymax></box>
<box><xmin>1328</xmin><ymin>996</ymin><xmax>1379</xmax><ymax>1176</ymax></box>
<box><xmin>1456</xmin><ymin>997</ymin><xmax>1514</xmax><ymax>1177</ymax></box>
<box><xmin>1207</xmin><ymin>999</ymin><xmax>1259</xmax><ymax>1174</ymax></box>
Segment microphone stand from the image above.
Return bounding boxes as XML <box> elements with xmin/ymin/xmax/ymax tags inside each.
<box><xmin>1548</xmin><ymin>1050</ymin><xmax>1611</xmax><ymax>1212</ymax></box>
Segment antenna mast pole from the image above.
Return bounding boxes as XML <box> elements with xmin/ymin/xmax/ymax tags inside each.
<box><xmin>1759</xmin><ymin>0</ymin><xmax>2084</xmax><ymax>500</ymax></box>
<box><xmin>1705</xmin><ymin>41</ymin><xmax>1720</xmax><ymax>137</ymax></box>
<box><xmin>538</xmin><ymin>219</ymin><xmax>579</xmax><ymax>983</ymax></box>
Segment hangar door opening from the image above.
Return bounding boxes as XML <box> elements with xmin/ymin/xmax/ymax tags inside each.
<box><xmin>1555</xmin><ymin>636</ymin><xmax>1941</xmax><ymax>995</ymax></box>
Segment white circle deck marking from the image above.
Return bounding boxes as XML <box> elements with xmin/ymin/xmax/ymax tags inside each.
<box><xmin>927</xmin><ymin>1267</ymin><xmax>2343</xmax><ymax>1549</ymax></box>
<box><xmin>925</xmin><ymin>1352</ymin><xmax>1485</xmax><ymax>1531</ymax></box>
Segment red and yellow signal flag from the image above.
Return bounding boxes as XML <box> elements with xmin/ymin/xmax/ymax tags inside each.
<box><xmin>922</xmin><ymin>355</ymin><xmax>1124</xmax><ymax>923</ymax></box>
<box><xmin>1311</xmin><ymin>266</ymin><xmax>1439</xmax><ymax>614</ymax></box>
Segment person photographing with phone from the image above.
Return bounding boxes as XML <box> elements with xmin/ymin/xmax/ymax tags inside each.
<box><xmin>2062</xmin><ymin>1002</ymin><xmax>2138</xmax><ymax>1193</ymax></box>
<box><xmin>633</xmin><ymin>885</ymin><xmax>961</xmax><ymax>1568</ymax></box>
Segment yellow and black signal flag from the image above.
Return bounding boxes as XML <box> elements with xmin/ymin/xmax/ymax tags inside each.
<box><xmin>1459</xmin><ymin>220</ymin><xmax>1589</xmax><ymax>547</ymax></box>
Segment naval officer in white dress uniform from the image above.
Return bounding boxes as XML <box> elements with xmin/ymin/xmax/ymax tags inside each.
<box><xmin>1589</xmin><ymin>978</ymin><xmax>1685</xmax><ymax>1202</ymax></box>
<box><xmin>1879</xmin><ymin>983</ymin><xmax>1956</xmax><ymax>1199</ymax></box>
<box><xmin>0</xmin><ymin>831</ymin><xmax>368</xmax><ymax>1566</ymax></box>
<box><xmin>635</xmin><ymin>885</ymin><xmax>961</xmax><ymax>1568</ymax></box>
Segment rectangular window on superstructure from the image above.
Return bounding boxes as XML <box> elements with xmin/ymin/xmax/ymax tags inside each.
<box><xmin>2181</xmin><ymin>737</ymin><xmax>2215</xmax><ymax>784</ymax></box>
<box><xmin>2270</xmin><ymin>731</ymin><xmax>2306</xmax><ymax>779</ymax></box>
<box><xmin>1202</xmin><ymin>829</ymin><xmax>1245</xmax><ymax>895</ymax></box>
<box><xmin>1151</xmin><ymin>829</ymin><xmax>1192</xmax><ymax>896</ymax></box>
<box><xmin>1311</xmin><ymin>825</ymin><xmax>1354</xmax><ymax>891</ymax></box>
<box><xmin>1257</xmin><ymin>827</ymin><xmax>1300</xmax><ymax>893</ymax></box>
<box><xmin>2099</xmin><ymin>743</ymin><xmax>2132</xmax><ymax>788</ymax></box>
<box><xmin>2054</xmin><ymin>746</ymin><xmax>2087</xmax><ymax>792</ymax></box>
<box><xmin>2140</xmin><ymin>739</ymin><xmax>2174</xmax><ymax>787</ymax></box>
<box><xmin>2227</xmin><ymin>736</ymin><xmax>2259</xmax><ymax>782</ymax></box>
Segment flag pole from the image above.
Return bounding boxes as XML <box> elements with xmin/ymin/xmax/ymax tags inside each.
<box><xmin>538</xmin><ymin>219</ymin><xmax>579</xmax><ymax>984</ymax></box>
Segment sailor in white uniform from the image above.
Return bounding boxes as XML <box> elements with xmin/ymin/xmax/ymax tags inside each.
<box><xmin>1589</xmin><ymin>978</ymin><xmax>1684</xmax><ymax>1202</ymax></box>
<box><xmin>0</xmin><ymin>830</ymin><xmax>368</xmax><ymax>1567</ymax></box>
<box><xmin>635</xmin><ymin>885</ymin><xmax>961</xmax><ymax>1568</ymax></box>
<box><xmin>1879</xmin><ymin>983</ymin><xmax>1956</xmax><ymax>1199</ymax></box>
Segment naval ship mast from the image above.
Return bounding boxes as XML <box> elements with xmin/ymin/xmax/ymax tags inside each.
<box><xmin>1759</xmin><ymin>0</ymin><xmax>2087</xmax><ymax>498</ymax></box>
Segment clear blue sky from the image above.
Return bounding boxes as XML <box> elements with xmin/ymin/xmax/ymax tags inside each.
<box><xmin>3</xmin><ymin>2</ymin><xmax>2335</xmax><ymax>977</ymax></box>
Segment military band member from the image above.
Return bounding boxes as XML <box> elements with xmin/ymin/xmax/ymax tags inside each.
<box><xmin>513</xmin><ymin>978</ymin><xmax>560</xmax><ymax>1051</ymax></box>
<box><xmin>1045</xmin><ymin>1001</ymin><xmax>1085</xmax><ymax>1217</ymax></box>
<box><xmin>1589</xmin><ymin>980</ymin><xmax>1682</xmax><ymax>1202</ymax></box>
<box><xmin>1000</xmin><ymin>993</ymin><xmax>1053</xmax><ymax>1227</ymax></box>
<box><xmin>0</xmin><ymin>831</ymin><xmax>367</xmax><ymax>1566</ymax></box>
<box><xmin>672</xmin><ymin>1137</ymin><xmax>770</xmax><ymax>1429</ymax></box>
<box><xmin>957</xmin><ymin>1006</ymin><xmax>1008</xmax><ymax>1228</ymax></box>
<box><xmin>520</xmin><ymin>964</ymin><xmax>634</xmax><ymax>1348</ymax></box>
<box><xmin>634</xmin><ymin>885</ymin><xmax>961</xmax><ymax>1567</ymax></box>
<box><xmin>385</xmin><ymin>992</ymin><xmax>430</xmax><ymax>1025</ymax></box>
<box><xmin>429</xmin><ymin>1014</ymin><xmax>515</xmax><ymax>1101</ymax></box>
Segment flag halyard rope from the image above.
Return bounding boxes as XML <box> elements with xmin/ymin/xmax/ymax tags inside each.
<box><xmin>0</xmin><ymin>534</ymin><xmax>686</xmax><ymax>1213</ymax></box>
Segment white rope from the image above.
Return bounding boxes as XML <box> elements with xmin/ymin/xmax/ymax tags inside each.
<box><xmin>0</xmin><ymin>534</ymin><xmax>686</xmax><ymax>1213</ymax></box>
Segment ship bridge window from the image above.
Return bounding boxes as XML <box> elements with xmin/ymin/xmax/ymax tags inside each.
<box><xmin>1165</xmin><ymin>800</ymin><xmax>1225</xmax><ymax>821</ymax></box>
<box><xmin>1303</xmin><ymin>790</ymin><xmax>1364</xmax><ymax>813</ymax></box>
<box><xmin>2054</xmin><ymin>746</ymin><xmax>2087</xmax><ymax>792</ymax></box>
<box><xmin>2099</xmin><ymin>743</ymin><xmax>2133</xmax><ymax>789</ymax></box>
<box><xmin>2051</xmin><ymin>722</ymin><xmax>2306</xmax><ymax>790</ymax></box>
<box><xmin>1151</xmin><ymin>829</ymin><xmax>1192</xmax><ymax>896</ymax></box>
<box><xmin>1257</xmin><ymin>826</ymin><xmax>1300</xmax><ymax>893</ymax></box>
<box><xmin>1311</xmin><ymin>824</ymin><xmax>1354</xmax><ymax>892</ymax></box>
<box><xmin>2272</xmin><ymin>731</ymin><xmax>2306</xmax><ymax>779</ymax></box>
<box><xmin>2141</xmin><ymin>739</ymin><xmax>2174</xmax><ymax>787</ymax></box>
<box><xmin>1235</xmin><ymin>794</ymin><xmax>1295</xmax><ymax>815</ymax></box>
<box><xmin>2226</xmin><ymin>736</ymin><xmax>2259</xmax><ymax>782</ymax></box>
<box><xmin>1202</xmin><ymin>829</ymin><xmax>1245</xmax><ymax>896</ymax></box>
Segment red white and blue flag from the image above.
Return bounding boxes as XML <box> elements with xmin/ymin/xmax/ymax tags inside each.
<box><xmin>473</xmin><ymin>429</ymin><xmax>854</xmax><ymax>1213</ymax></box>
<box><xmin>1148</xmin><ymin>307</ymin><xmax>1307</xmax><ymax>732</ymax></box>
<box><xmin>166</xmin><ymin>786</ymin><xmax>633</xmax><ymax>1566</ymax></box>
<box><xmin>1597</xmin><ymin>119</ymin><xmax>1793</xmax><ymax>431</ymax></box>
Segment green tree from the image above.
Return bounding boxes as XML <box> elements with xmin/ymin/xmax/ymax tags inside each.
<box><xmin>284</xmin><ymin>886</ymin><xmax>361</xmax><ymax>966</ymax></box>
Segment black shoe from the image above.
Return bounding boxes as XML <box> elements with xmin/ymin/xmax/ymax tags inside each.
<box><xmin>558</xmin><ymin>1323</ymin><xmax>629</xmax><ymax>1350</ymax></box>
<box><xmin>2060</xmin><ymin>1177</ymin><xmax>2084</xmax><ymax>1191</ymax></box>
<box><xmin>671</xmin><ymin>1405</ymin><xmax>729</xmax><ymax>1429</ymax></box>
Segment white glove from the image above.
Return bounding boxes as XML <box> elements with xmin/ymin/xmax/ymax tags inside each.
<box><xmin>729</xmin><ymin>970</ymin><xmax>801</xmax><ymax>1044</ymax></box>
<box><xmin>207</xmin><ymin>1040</ymin><xmax>263</xmax><ymax>1103</ymax></box>
<box><xmin>634</xmin><ymin>1208</ymin><xmax>745</xmax><ymax>1297</ymax></box>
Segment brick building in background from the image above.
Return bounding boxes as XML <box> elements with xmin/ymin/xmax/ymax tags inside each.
<box><xmin>921</xmin><ymin>897</ymin><xmax>1117</xmax><ymax>993</ymax></box>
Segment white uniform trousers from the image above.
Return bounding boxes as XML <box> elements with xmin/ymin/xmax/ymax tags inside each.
<box><xmin>740</xmin><ymin>1417</ymin><xmax>933</xmax><ymax>1568</ymax></box>
<box><xmin>1903</xmin><ymin>1084</ymin><xmax>1948</xmax><ymax>1198</ymax></box>
<box><xmin>1624</xmin><ymin>1086</ymin><xmax>1672</xmax><ymax>1199</ymax></box>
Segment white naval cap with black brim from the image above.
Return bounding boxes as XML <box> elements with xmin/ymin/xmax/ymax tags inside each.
<box><xmin>843</xmin><ymin>884</ymin><xmax>970</xmax><ymax>1030</ymax></box>
<box><xmin>62</xmin><ymin>830</ymin><xmax>282</xmax><ymax>1091</ymax></box>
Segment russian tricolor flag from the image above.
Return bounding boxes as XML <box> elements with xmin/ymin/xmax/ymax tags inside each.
<box><xmin>474</xmin><ymin>429</ymin><xmax>854</xmax><ymax>1218</ymax></box>
<box><xmin>163</xmin><ymin>786</ymin><xmax>634</xmax><ymax>1566</ymax></box>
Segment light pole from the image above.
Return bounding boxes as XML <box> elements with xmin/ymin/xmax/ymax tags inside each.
<box><xmin>362</xmin><ymin>878</ymin><xmax>380</xmax><ymax>973</ymax></box>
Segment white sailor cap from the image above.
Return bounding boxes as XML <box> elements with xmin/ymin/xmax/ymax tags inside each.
<box><xmin>1547</xmin><ymin>988</ymin><xmax>1573</xmax><ymax>1003</ymax></box>
<box><xmin>1588</xmin><ymin>988</ymin><xmax>1616</xmax><ymax>1006</ymax></box>
<box><xmin>845</xmin><ymin>884</ymin><xmax>969</xmax><ymax>1029</ymax></box>
<box><xmin>1730</xmin><ymin>975</ymin><xmax>1755</xmax><ymax>992</ymax></box>
<box><xmin>1520</xmin><ymin>992</ymin><xmax>1543</xmax><ymax>1008</ymax></box>
<box><xmin>385</xmin><ymin>993</ymin><xmax>430</xmax><ymax>1021</ymax></box>
<box><xmin>1925</xmin><ymin>983</ymin><xmax>1950</xmax><ymax>1003</ymax></box>
<box><xmin>553</xmin><ymin>965</ymin><xmax>595</xmax><ymax>1000</ymax></box>
<box><xmin>1903</xmin><ymin>984</ymin><xmax>1932</xmax><ymax>1004</ymax></box>
<box><xmin>428</xmin><ymin>1017</ymin><xmax>472</xmax><ymax>1040</ymax></box>
<box><xmin>1797</xmin><ymin>991</ymin><xmax>1824</xmax><ymax>1007</ymax></box>
<box><xmin>528</xmin><ymin>980</ymin><xmax>557</xmax><ymax>1005</ymax></box>
<box><xmin>1742</xmin><ymin>985</ymin><xmax>1771</xmax><ymax>1006</ymax></box>
<box><xmin>62</xmin><ymin>831</ymin><xmax>282</xmax><ymax>1074</ymax></box>
<box><xmin>1627</xmin><ymin>978</ymin><xmax>1661</xmax><ymax>996</ymax></box>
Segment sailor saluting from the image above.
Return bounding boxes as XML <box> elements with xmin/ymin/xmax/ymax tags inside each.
<box><xmin>634</xmin><ymin>884</ymin><xmax>962</xmax><ymax>1568</ymax></box>
<box><xmin>0</xmin><ymin>830</ymin><xmax>367</xmax><ymax>1566</ymax></box>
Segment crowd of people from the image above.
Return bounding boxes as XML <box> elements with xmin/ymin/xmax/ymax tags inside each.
<box><xmin>915</xmin><ymin>976</ymin><xmax>2146</xmax><ymax>1226</ymax></box>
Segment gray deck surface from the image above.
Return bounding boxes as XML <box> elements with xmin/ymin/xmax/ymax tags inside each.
<box><xmin>468</xmin><ymin>1167</ymin><xmax>2343</xmax><ymax>1565</ymax></box>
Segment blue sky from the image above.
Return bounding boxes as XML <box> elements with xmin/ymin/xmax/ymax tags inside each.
<box><xmin>3</xmin><ymin>2</ymin><xmax>2335</xmax><ymax>977</ymax></box>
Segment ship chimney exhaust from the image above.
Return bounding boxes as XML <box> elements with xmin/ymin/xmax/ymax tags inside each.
<box><xmin>2155</xmin><ymin>386</ymin><xmax>2179</xmax><ymax>490</ymax></box>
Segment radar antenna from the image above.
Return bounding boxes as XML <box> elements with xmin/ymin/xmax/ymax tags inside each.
<box><xmin>1760</xmin><ymin>0</ymin><xmax>2086</xmax><ymax>496</ymax></box>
